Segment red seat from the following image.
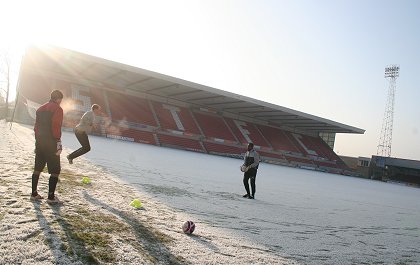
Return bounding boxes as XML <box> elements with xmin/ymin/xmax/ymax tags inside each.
<box><xmin>158</xmin><ymin>133</ymin><xmax>204</xmax><ymax>152</ymax></box>
<box><xmin>152</xmin><ymin>102</ymin><xmax>200</xmax><ymax>134</ymax></box>
<box><xmin>108</xmin><ymin>92</ymin><xmax>157</xmax><ymax>126</ymax></box>
<box><xmin>203</xmin><ymin>141</ymin><xmax>243</xmax><ymax>155</ymax></box>
<box><xmin>193</xmin><ymin>112</ymin><xmax>236</xmax><ymax>141</ymax></box>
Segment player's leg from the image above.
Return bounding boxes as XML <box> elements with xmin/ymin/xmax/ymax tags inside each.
<box><xmin>243</xmin><ymin>173</ymin><xmax>251</xmax><ymax>198</ymax></box>
<box><xmin>46</xmin><ymin>150</ymin><xmax>62</xmax><ymax>204</ymax></box>
<box><xmin>250</xmin><ymin>174</ymin><xmax>256</xmax><ymax>199</ymax></box>
<box><xmin>31</xmin><ymin>143</ymin><xmax>47</xmax><ymax>200</ymax></box>
<box><xmin>47</xmin><ymin>174</ymin><xmax>60</xmax><ymax>203</ymax></box>
<box><xmin>68</xmin><ymin>131</ymin><xmax>90</xmax><ymax>161</ymax></box>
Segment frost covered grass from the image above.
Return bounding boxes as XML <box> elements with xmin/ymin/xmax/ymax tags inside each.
<box><xmin>3</xmin><ymin>120</ymin><xmax>419</xmax><ymax>264</ymax></box>
<box><xmin>0</xmin><ymin>121</ymin><xmax>296</xmax><ymax>265</ymax></box>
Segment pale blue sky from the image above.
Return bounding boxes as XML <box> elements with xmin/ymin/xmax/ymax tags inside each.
<box><xmin>1</xmin><ymin>0</ymin><xmax>419</xmax><ymax>160</ymax></box>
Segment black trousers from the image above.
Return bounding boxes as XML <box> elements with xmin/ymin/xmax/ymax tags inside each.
<box><xmin>68</xmin><ymin>130</ymin><xmax>91</xmax><ymax>160</ymax></box>
<box><xmin>243</xmin><ymin>168</ymin><xmax>257</xmax><ymax>196</ymax></box>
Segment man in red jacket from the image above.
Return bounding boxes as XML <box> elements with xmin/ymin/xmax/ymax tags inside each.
<box><xmin>31</xmin><ymin>90</ymin><xmax>64</xmax><ymax>204</ymax></box>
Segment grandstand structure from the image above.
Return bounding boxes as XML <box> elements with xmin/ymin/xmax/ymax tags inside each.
<box><xmin>14</xmin><ymin>46</ymin><xmax>365</xmax><ymax>175</ymax></box>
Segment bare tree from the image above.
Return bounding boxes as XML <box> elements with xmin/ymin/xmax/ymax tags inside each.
<box><xmin>0</xmin><ymin>51</ymin><xmax>11</xmax><ymax>119</ymax></box>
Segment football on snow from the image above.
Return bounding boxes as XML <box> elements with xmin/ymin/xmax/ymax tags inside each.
<box><xmin>182</xmin><ymin>221</ymin><xmax>195</xmax><ymax>234</ymax></box>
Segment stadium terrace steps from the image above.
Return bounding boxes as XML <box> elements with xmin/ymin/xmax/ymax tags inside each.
<box><xmin>107</xmin><ymin>91</ymin><xmax>157</xmax><ymax>126</ymax></box>
<box><xmin>193</xmin><ymin>111</ymin><xmax>236</xmax><ymax>141</ymax></box>
<box><xmin>151</xmin><ymin>101</ymin><xmax>201</xmax><ymax>134</ymax></box>
<box><xmin>224</xmin><ymin>118</ymin><xmax>250</xmax><ymax>145</ymax></box>
<box><xmin>203</xmin><ymin>141</ymin><xmax>244</xmax><ymax>156</ymax></box>
<box><xmin>106</xmin><ymin>127</ymin><xmax>157</xmax><ymax>145</ymax></box>
<box><xmin>157</xmin><ymin>133</ymin><xmax>204</xmax><ymax>152</ymax></box>
<box><xmin>257</xmin><ymin>125</ymin><xmax>300</xmax><ymax>153</ymax></box>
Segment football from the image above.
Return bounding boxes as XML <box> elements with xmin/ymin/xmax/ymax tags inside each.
<box><xmin>182</xmin><ymin>221</ymin><xmax>195</xmax><ymax>234</ymax></box>
<box><xmin>240</xmin><ymin>165</ymin><xmax>248</xmax><ymax>172</ymax></box>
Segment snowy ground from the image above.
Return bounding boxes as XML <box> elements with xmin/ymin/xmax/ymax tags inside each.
<box><xmin>1</xmin><ymin>121</ymin><xmax>420</xmax><ymax>264</ymax></box>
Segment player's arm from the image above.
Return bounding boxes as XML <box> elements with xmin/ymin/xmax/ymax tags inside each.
<box><xmin>52</xmin><ymin>107</ymin><xmax>63</xmax><ymax>155</ymax></box>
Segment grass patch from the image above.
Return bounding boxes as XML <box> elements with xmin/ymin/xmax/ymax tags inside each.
<box><xmin>131</xmin><ymin>219</ymin><xmax>174</xmax><ymax>245</ymax></box>
<box><xmin>59</xmin><ymin>208</ymin><xmax>179</xmax><ymax>263</ymax></box>
<box><xmin>53</xmin><ymin>168</ymin><xmax>182</xmax><ymax>264</ymax></box>
<box><xmin>59</xmin><ymin>208</ymin><xmax>130</xmax><ymax>263</ymax></box>
<box><xmin>55</xmin><ymin>170</ymin><xmax>92</xmax><ymax>194</ymax></box>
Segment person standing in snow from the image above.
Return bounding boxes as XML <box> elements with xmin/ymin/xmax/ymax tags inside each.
<box><xmin>30</xmin><ymin>90</ymin><xmax>64</xmax><ymax>204</ymax></box>
<box><xmin>66</xmin><ymin>104</ymin><xmax>101</xmax><ymax>164</ymax></box>
<box><xmin>242</xmin><ymin>142</ymin><xmax>260</xmax><ymax>199</ymax></box>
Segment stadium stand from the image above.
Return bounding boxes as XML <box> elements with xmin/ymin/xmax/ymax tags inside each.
<box><xmin>224</xmin><ymin>118</ymin><xmax>248</xmax><ymax>144</ymax></box>
<box><xmin>203</xmin><ymin>141</ymin><xmax>243</xmax><ymax>157</ymax></box>
<box><xmin>89</xmin><ymin>87</ymin><xmax>108</xmax><ymax>115</ymax></box>
<box><xmin>106</xmin><ymin>127</ymin><xmax>157</xmax><ymax>145</ymax></box>
<box><xmin>258</xmin><ymin>150</ymin><xmax>287</xmax><ymax>162</ymax></box>
<box><xmin>283</xmin><ymin>131</ymin><xmax>310</xmax><ymax>156</ymax></box>
<box><xmin>151</xmin><ymin>101</ymin><xmax>201</xmax><ymax>135</ymax></box>
<box><xmin>193</xmin><ymin>111</ymin><xmax>236</xmax><ymax>141</ymax></box>
<box><xmin>292</xmin><ymin>134</ymin><xmax>320</xmax><ymax>156</ymax></box>
<box><xmin>311</xmin><ymin>136</ymin><xmax>342</xmax><ymax>161</ymax></box>
<box><xmin>108</xmin><ymin>91</ymin><xmax>157</xmax><ymax>127</ymax></box>
<box><xmin>232</xmin><ymin>120</ymin><xmax>271</xmax><ymax>148</ymax></box>
<box><xmin>15</xmin><ymin>46</ymin><xmax>362</xmax><ymax>176</ymax></box>
<box><xmin>284</xmin><ymin>154</ymin><xmax>315</xmax><ymax>166</ymax></box>
<box><xmin>257</xmin><ymin>125</ymin><xmax>301</xmax><ymax>153</ymax></box>
<box><xmin>19</xmin><ymin>78</ymin><xmax>351</xmax><ymax>173</ymax></box>
<box><xmin>157</xmin><ymin>133</ymin><xmax>204</xmax><ymax>152</ymax></box>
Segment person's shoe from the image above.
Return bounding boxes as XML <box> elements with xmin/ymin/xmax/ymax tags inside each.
<box><xmin>30</xmin><ymin>194</ymin><xmax>44</xmax><ymax>201</ymax></box>
<box><xmin>249</xmin><ymin>195</ymin><xmax>254</xmax><ymax>199</ymax></box>
<box><xmin>66</xmin><ymin>155</ymin><xmax>73</xmax><ymax>164</ymax></box>
<box><xmin>242</xmin><ymin>194</ymin><xmax>250</xmax><ymax>198</ymax></box>
<box><xmin>47</xmin><ymin>196</ymin><xmax>63</xmax><ymax>205</ymax></box>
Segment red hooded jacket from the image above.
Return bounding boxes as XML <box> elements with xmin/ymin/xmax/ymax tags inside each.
<box><xmin>34</xmin><ymin>100</ymin><xmax>63</xmax><ymax>141</ymax></box>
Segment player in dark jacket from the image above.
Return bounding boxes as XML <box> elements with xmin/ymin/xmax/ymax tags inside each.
<box><xmin>30</xmin><ymin>90</ymin><xmax>64</xmax><ymax>204</ymax></box>
<box><xmin>242</xmin><ymin>142</ymin><xmax>260</xmax><ymax>199</ymax></box>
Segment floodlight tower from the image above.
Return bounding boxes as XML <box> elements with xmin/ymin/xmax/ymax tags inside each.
<box><xmin>377</xmin><ymin>65</ymin><xmax>399</xmax><ymax>157</ymax></box>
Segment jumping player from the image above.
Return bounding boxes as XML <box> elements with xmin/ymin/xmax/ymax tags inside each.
<box><xmin>67</xmin><ymin>104</ymin><xmax>101</xmax><ymax>164</ymax></box>
<box><xmin>242</xmin><ymin>142</ymin><xmax>260</xmax><ymax>199</ymax></box>
<box><xmin>30</xmin><ymin>90</ymin><xmax>64</xmax><ymax>204</ymax></box>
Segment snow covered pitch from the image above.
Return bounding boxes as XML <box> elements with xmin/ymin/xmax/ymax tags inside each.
<box><xmin>1</xmin><ymin>121</ymin><xmax>419</xmax><ymax>264</ymax></box>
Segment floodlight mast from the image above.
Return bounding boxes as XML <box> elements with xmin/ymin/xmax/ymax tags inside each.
<box><xmin>377</xmin><ymin>65</ymin><xmax>399</xmax><ymax>157</ymax></box>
